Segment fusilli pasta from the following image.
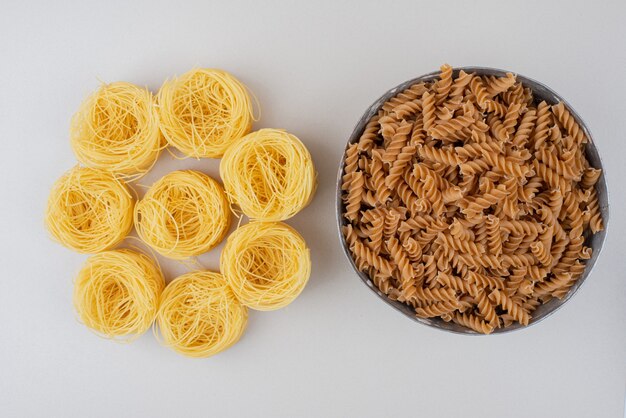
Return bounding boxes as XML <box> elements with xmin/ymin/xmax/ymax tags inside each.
<box><xmin>341</xmin><ymin>65</ymin><xmax>604</xmax><ymax>333</ymax></box>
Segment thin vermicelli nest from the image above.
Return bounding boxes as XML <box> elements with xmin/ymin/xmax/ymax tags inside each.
<box><xmin>70</xmin><ymin>82</ymin><xmax>164</xmax><ymax>180</ymax></box>
<box><xmin>45</xmin><ymin>166</ymin><xmax>135</xmax><ymax>254</ymax></box>
<box><xmin>157</xmin><ymin>68</ymin><xmax>254</xmax><ymax>158</ymax></box>
<box><xmin>155</xmin><ymin>270</ymin><xmax>248</xmax><ymax>358</ymax></box>
<box><xmin>220</xmin><ymin>221</ymin><xmax>311</xmax><ymax>311</ymax></box>
<box><xmin>220</xmin><ymin>129</ymin><xmax>317</xmax><ymax>221</ymax></box>
<box><xmin>134</xmin><ymin>170</ymin><xmax>231</xmax><ymax>259</ymax></box>
<box><xmin>73</xmin><ymin>249</ymin><xmax>165</xmax><ymax>340</ymax></box>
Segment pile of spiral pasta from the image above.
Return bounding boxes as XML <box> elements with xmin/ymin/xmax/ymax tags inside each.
<box><xmin>341</xmin><ymin>64</ymin><xmax>604</xmax><ymax>334</ymax></box>
<box><xmin>46</xmin><ymin>67</ymin><xmax>316</xmax><ymax>357</ymax></box>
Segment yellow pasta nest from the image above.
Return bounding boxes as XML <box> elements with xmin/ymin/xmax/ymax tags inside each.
<box><xmin>220</xmin><ymin>129</ymin><xmax>317</xmax><ymax>221</ymax></box>
<box><xmin>156</xmin><ymin>271</ymin><xmax>248</xmax><ymax>358</ymax></box>
<box><xmin>157</xmin><ymin>68</ymin><xmax>254</xmax><ymax>158</ymax></box>
<box><xmin>134</xmin><ymin>170</ymin><xmax>231</xmax><ymax>259</ymax></box>
<box><xmin>70</xmin><ymin>82</ymin><xmax>164</xmax><ymax>180</ymax></box>
<box><xmin>73</xmin><ymin>249</ymin><xmax>165</xmax><ymax>340</ymax></box>
<box><xmin>220</xmin><ymin>221</ymin><xmax>311</xmax><ymax>310</ymax></box>
<box><xmin>45</xmin><ymin>166</ymin><xmax>134</xmax><ymax>254</ymax></box>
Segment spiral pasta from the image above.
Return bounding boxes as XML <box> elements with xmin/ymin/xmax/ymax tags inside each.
<box><xmin>45</xmin><ymin>166</ymin><xmax>134</xmax><ymax>253</ymax></box>
<box><xmin>70</xmin><ymin>82</ymin><xmax>164</xmax><ymax>180</ymax></box>
<box><xmin>341</xmin><ymin>64</ymin><xmax>604</xmax><ymax>334</ymax></box>
<box><xmin>134</xmin><ymin>170</ymin><xmax>231</xmax><ymax>259</ymax></box>
<box><xmin>157</xmin><ymin>68</ymin><xmax>254</xmax><ymax>158</ymax></box>
<box><xmin>220</xmin><ymin>129</ymin><xmax>317</xmax><ymax>221</ymax></box>
<box><xmin>220</xmin><ymin>221</ymin><xmax>311</xmax><ymax>310</ymax></box>
<box><xmin>155</xmin><ymin>271</ymin><xmax>248</xmax><ymax>358</ymax></box>
<box><xmin>73</xmin><ymin>249</ymin><xmax>165</xmax><ymax>339</ymax></box>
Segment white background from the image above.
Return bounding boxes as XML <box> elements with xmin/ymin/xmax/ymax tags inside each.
<box><xmin>1</xmin><ymin>1</ymin><xmax>625</xmax><ymax>417</ymax></box>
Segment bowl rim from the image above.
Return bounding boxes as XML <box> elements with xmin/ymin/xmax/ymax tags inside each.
<box><xmin>335</xmin><ymin>65</ymin><xmax>610</xmax><ymax>335</ymax></box>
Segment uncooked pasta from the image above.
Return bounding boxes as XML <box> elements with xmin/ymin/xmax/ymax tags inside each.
<box><xmin>45</xmin><ymin>166</ymin><xmax>135</xmax><ymax>253</ymax></box>
<box><xmin>157</xmin><ymin>68</ymin><xmax>254</xmax><ymax>158</ymax></box>
<box><xmin>340</xmin><ymin>64</ymin><xmax>604</xmax><ymax>333</ymax></box>
<box><xmin>50</xmin><ymin>66</ymin><xmax>317</xmax><ymax>355</ymax></box>
<box><xmin>70</xmin><ymin>82</ymin><xmax>164</xmax><ymax>180</ymax></box>
<box><xmin>220</xmin><ymin>129</ymin><xmax>317</xmax><ymax>221</ymax></box>
<box><xmin>73</xmin><ymin>249</ymin><xmax>165</xmax><ymax>340</ymax></box>
<box><xmin>155</xmin><ymin>270</ymin><xmax>248</xmax><ymax>358</ymax></box>
<box><xmin>134</xmin><ymin>170</ymin><xmax>231</xmax><ymax>259</ymax></box>
<box><xmin>220</xmin><ymin>221</ymin><xmax>311</xmax><ymax>310</ymax></box>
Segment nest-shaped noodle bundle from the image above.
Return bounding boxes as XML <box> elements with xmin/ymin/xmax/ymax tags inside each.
<box><xmin>70</xmin><ymin>82</ymin><xmax>164</xmax><ymax>180</ymax></box>
<box><xmin>155</xmin><ymin>270</ymin><xmax>248</xmax><ymax>358</ymax></box>
<box><xmin>134</xmin><ymin>170</ymin><xmax>231</xmax><ymax>259</ymax></box>
<box><xmin>73</xmin><ymin>249</ymin><xmax>165</xmax><ymax>340</ymax></box>
<box><xmin>221</xmin><ymin>221</ymin><xmax>311</xmax><ymax>310</ymax></box>
<box><xmin>45</xmin><ymin>166</ymin><xmax>134</xmax><ymax>253</ymax></box>
<box><xmin>157</xmin><ymin>68</ymin><xmax>253</xmax><ymax>158</ymax></box>
<box><xmin>220</xmin><ymin>129</ymin><xmax>317</xmax><ymax>221</ymax></box>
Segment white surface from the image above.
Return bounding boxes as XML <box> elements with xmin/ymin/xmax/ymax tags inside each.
<box><xmin>1</xmin><ymin>1</ymin><xmax>625</xmax><ymax>417</ymax></box>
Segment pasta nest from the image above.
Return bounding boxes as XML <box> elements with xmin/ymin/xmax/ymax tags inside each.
<box><xmin>155</xmin><ymin>271</ymin><xmax>248</xmax><ymax>358</ymax></box>
<box><xmin>70</xmin><ymin>81</ymin><xmax>164</xmax><ymax>180</ymax></box>
<box><xmin>45</xmin><ymin>166</ymin><xmax>135</xmax><ymax>254</ymax></box>
<box><xmin>134</xmin><ymin>170</ymin><xmax>231</xmax><ymax>259</ymax></box>
<box><xmin>220</xmin><ymin>221</ymin><xmax>311</xmax><ymax>310</ymax></box>
<box><xmin>73</xmin><ymin>249</ymin><xmax>165</xmax><ymax>340</ymax></box>
<box><xmin>220</xmin><ymin>128</ymin><xmax>317</xmax><ymax>221</ymax></box>
<box><xmin>157</xmin><ymin>68</ymin><xmax>254</xmax><ymax>158</ymax></box>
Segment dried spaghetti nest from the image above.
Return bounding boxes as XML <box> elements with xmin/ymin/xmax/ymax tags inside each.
<box><xmin>157</xmin><ymin>68</ymin><xmax>254</xmax><ymax>158</ymax></box>
<box><xmin>220</xmin><ymin>128</ymin><xmax>317</xmax><ymax>221</ymax></box>
<box><xmin>155</xmin><ymin>270</ymin><xmax>248</xmax><ymax>358</ymax></box>
<box><xmin>73</xmin><ymin>249</ymin><xmax>165</xmax><ymax>340</ymax></box>
<box><xmin>221</xmin><ymin>221</ymin><xmax>311</xmax><ymax>310</ymax></box>
<box><xmin>134</xmin><ymin>170</ymin><xmax>231</xmax><ymax>259</ymax></box>
<box><xmin>45</xmin><ymin>166</ymin><xmax>135</xmax><ymax>253</ymax></box>
<box><xmin>70</xmin><ymin>82</ymin><xmax>164</xmax><ymax>180</ymax></box>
